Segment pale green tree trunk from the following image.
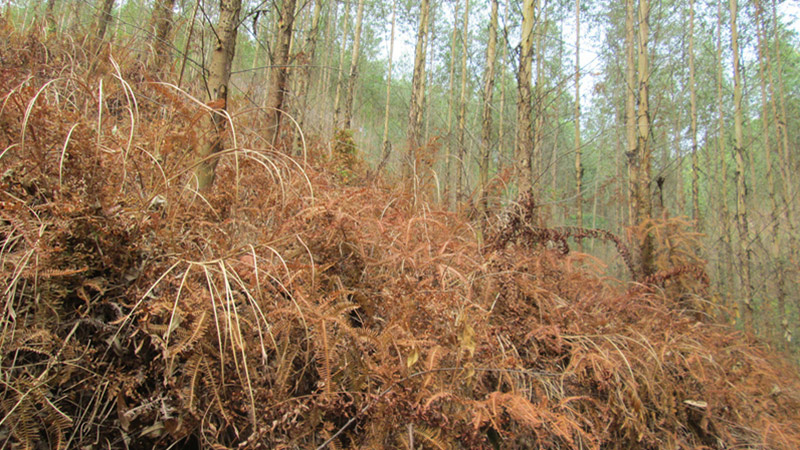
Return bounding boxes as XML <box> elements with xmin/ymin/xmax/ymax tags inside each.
<box><xmin>729</xmin><ymin>0</ymin><xmax>754</xmax><ymax>333</ymax></box>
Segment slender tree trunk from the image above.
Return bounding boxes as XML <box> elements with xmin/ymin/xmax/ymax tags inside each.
<box><xmin>479</xmin><ymin>0</ymin><xmax>499</xmax><ymax>215</ymax></box>
<box><xmin>406</xmin><ymin>0</ymin><xmax>431</xmax><ymax>184</ymax></box>
<box><xmin>376</xmin><ymin>0</ymin><xmax>397</xmax><ymax>175</ymax></box>
<box><xmin>689</xmin><ymin>0</ymin><xmax>700</xmax><ymax>229</ymax></box>
<box><xmin>770</xmin><ymin>0</ymin><xmax>798</xmax><ymax>277</ymax></box>
<box><xmin>771</xmin><ymin>1</ymin><xmax>794</xmax><ymax>222</ymax></box>
<box><xmin>294</xmin><ymin>0</ymin><xmax>322</xmax><ymax>154</ymax></box>
<box><xmin>264</xmin><ymin>0</ymin><xmax>298</xmax><ymax>147</ymax></box>
<box><xmin>455</xmin><ymin>0</ymin><xmax>471</xmax><ymax>206</ymax></box>
<box><xmin>531</xmin><ymin>2</ymin><xmax>546</xmax><ymax>194</ymax></box>
<box><xmin>444</xmin><ymin>0</ymin><xmax>461</xmax><ymax>209</ymax></box>
<box><xmin>194</xmin><ymin>0</ymin><xmax>242</xmax><ymax>189</ymax></box>
<box><xmin>333</xmin><ymin>0</ymin><xmax>351</xmax><ymax>127</ymax></box>
<box><xmin>752</xmin><ymin>0</ymin><xmax>786</xmax><ymax>345</ymax></box>
<box><xmin>178</xmin><ymin>0</ymin><xmax>200</xmax><ymax>88</ymax></box>
<box><xmin>515</xmin><ymin>0</ymin><xmax>535</xmax><ymax>200</ymax></box>
<box><xmin>729</xmin><ymin>0</ymin><xmax>754</xmax><ymax>333</ymax></box>
<box><xmin>343</xmin><ymin>0</ymin><xmax>365</xmax><ymax>129</ymax></box>
<box><xmin>498</xmin><ymin>0</ymin><xmax>509</xmax><ymax>174</ymax></box>
<box><xmin>715</xmin><ymin>0</ymin><xmax>736</xmax><ymax>319</ymax></box>
<box><xmin>575</xmin><ymin>0</ymin><xmax>583</xmax><ymax>235</ymax></box>
<box><xmin>625</xmin><ymin>0</ymin><xmax>636</xmax><ymax>230</ymax></box>
<box><xmin>424</xmin><ymin>6</ymin><xmax>436</xmax><ymax>143</ymax></box>
<box><xmin>632</xmin><ymin>0</ymin><xmax>654</xmax><ymax>278</ymax></box>
<box><xmin>318</xmin><ymin>2</ymin><xmax>337</xmax><ymax>98</ymax></box>
<box><xmin>150</xmin><ymin>0</ymin><xmax>177</xmax><ymax>73</ymax></box>
<box><xmin>94</xmin><ymin>0</ymin><xmax>115</xmax><ymax>45</ymax></box>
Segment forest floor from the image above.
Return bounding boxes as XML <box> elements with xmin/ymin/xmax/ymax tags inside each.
<box><xmin>1</xmin><ymin>21</ymin><xmax>800</xmax><ymax>450</ymax></box>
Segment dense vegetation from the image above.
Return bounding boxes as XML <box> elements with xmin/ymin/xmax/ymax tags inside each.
<box><xmin>1</xmin><ymin>1</ymin><xmax>799</xmax><ymax>449</ymax></box>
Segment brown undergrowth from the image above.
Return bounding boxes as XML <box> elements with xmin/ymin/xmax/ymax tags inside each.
<box><xmin>1</xmin><ymin>23</ymin><xmax>799</xmax><ymax>450</ymax></box>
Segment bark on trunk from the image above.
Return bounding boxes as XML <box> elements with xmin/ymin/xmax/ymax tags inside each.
<box><xmin>689</xmin><ymin>0</ymin><xmax>700</xmax><ymax>229</ymax></box>
<box><xmin>455</xmin><ymin>0</ymin><xmax>471</xmax><ymax>205</ymax></box>
<box><xmin>194</xmin><ymin>0</ymin><xmax>242</xmax><ymax>189</ymax></box>
<box><xmin>754</xmin><ymin>0</ymin><xmax>786</xmax><ymax>344</ymax></box>
<box><xmin>332</xmin><ymin>0</ymin><xmax>351</xmax><ymax>127</ymax></box>
<box><xmin>343</xmin><ymin>0</ymin><xmax>366</xmax><ymax>129</ymax></box>
<box><xmin>625</xmin><ymin>0</ymin><xmax>636</xmax><ymax>227</ymax></box>
<box><xmin>264</xmin><ymin>0</ymin><xmax>298</xmax><ymax>147</ymax></box>
<box><xmin>376</xmin><ymin>0</ymin><xmax>397</xmax><ymax>175</ymax></box>
<box><xmin>515</xmin><ymin>0</ymin><xmax>535</xmax><ymax>200</ymax></box>
<box><xmin>730</xmin><ymin>0</ymin><xmax>754</xmax><ymax>333</ymax></box>
<box><xmin>479</xmin><ymin>0</ymin><xmax>499</xmax><ymax>215</ymax></box>
<box><xmin>151</xmin><ymin>0</ymin><xmax>177</xmax><ymax>73</ymax></box>
<box><xmin>574</xmin><ymin>0</ymin><xmax>583</xmax><ymax>235</ymax></box>
<box><xmin>632</xmin><ymin>0</ymin><xmax>654</xmax><ymax>278</ymax></box>
<box><xmin>94</xmin><ymin>0</ymin><xmax>115</xmax><ymax>45</ymax></box>
<box><xmin>444</xmin><ymin>0</ymin><xmax>461</xmax><ymax>209</ymax></box>
<box><xmin>715</xmin><ymin>0</ymin><xmax>736</xmax><ymax>319</ymax></box>
<box><xmin>406</xmin><ymin>0</ymin><xmax>431</xmax><ymax>184</ymax></box>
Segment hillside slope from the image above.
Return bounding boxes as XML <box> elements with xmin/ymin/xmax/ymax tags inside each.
<box><xmin>1</xmin><ymin>25</ymin><xmax>799</xmax><ymax>450</ymax></box>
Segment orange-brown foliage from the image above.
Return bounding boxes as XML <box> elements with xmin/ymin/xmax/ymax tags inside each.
<box><xmin>1</xmin><ymin>23</ymin><xmax>799</xmax><ymax>450</ymax></box>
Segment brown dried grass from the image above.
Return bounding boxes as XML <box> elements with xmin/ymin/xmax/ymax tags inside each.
<box><xmin>0</xmin><ymin>22</ymin><xmax>798</xmax><ymax>450</ymax></box>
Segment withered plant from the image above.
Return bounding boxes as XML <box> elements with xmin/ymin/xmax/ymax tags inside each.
<box><xmin>0</xmin><ymin>22</ymin><xmax>799</xmax><ymax>450</ymax></box>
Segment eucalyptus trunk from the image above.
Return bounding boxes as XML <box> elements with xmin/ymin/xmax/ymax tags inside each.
<box><xmin>574</xmin><ymin>0</ymin><xmax>583</xmax><ymax>235</ymax></box>
<box><xmin>194</xmin><ymin>0</ymin><xmax>242</xmax><ymax>189</ymax></box>
<box><xmin>343</xmin><ymin>0</ymin><xmax>366</xmax><ymax>129</ymax></box>
<box><xmin>515</xmin><ymin>0</ymin><xmax>535</xmax><ymax>200</ymax></box>
<box><xmin>150</xmin><ymin>0</ymin><xmax>177</xmax><ymax>73</ymax></box>
<box><xmin>333</xmin><ymin>0</ymin><xmax>351</xmax><ymax>126</ymax></box>
<box><xmin>455</xmin><ymin>0</ymin><xmax>471</xmax><ymax>205</ymax></box>
<box><xmin>264</xmin><ymin>0</ymin><xmax>297</xmax><ymax>147</ymax></box>
<box><xmin>729</xmin><ymin>0</ymin><xmax>754</xmax><ymax>333</ymax></box>
<box><xmin>479</xmin><ymin>0</ymin><xmax>499</xmax><ymax>214</ymax></box>
<box><xmin>444</xmin><ymin>0</ymin><xmax>461</xmax><ymax>209</ymax></box>
<box><xmin>376</xmin><ymin>0</ymin><xmax>397</xmax><ymax>175</ymax></box>
<box><xmin>632</xmin><ymin>0</ymin><xmax>654</xmax><ymax>278</ymax></box>
<box><xmin>406</xmin><ymin>0</ymin><xmax>430</xmax><ymax>183</ymax></box>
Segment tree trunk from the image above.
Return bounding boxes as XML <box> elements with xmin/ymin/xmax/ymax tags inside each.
<box><xmin>479</xmin><ymin>0</ymin><xmax>499</xmax><ymax>215</ymax></box>
<box><xmin>94</xmin><ymin>0</ymin><xmax>115</xmax><ymax>45</ymax></box>
<box><xmin>625</xmin><ymin>0</ymin><xmax>636</xmax><ymax>228</ymax></box>
<box><xmin>193</xmin><ymin>0</ymin><xmax>242</xmax><ymax>189</ymax></box>
<box><xmin>498</xmin><ymin>0</ymin><xmax>509</xmax><ymax>174</ymax></box>
<box><xmin>150</xmin><ymin>0</ymin><xmax>177</xmax><ymax>74</ymax></box>
<box><xmin>444</xmin><ymin>0</ymin><xmax>461</xmax><ymax>209</ymax></box>
<box><xmin>295</xmin><ymin>0</ymin><xmax>322</xmax><ymax>151</ymax></box>
<box><xmin>729</xmin><ymin>0</ymin><xmax>754</xmax><ymax>333</ymax></box>
<box><xmin>332</xmin><ymin>0</ymin><xmax>351</xmax><ymax>127</ymax></box>
<box><xmin>424</xmin><ymin>5</ymin><xmax>436</xmax><ymax>143</ymax></box>
<box><xmin>715</xmin><ymin>0</ymin><xmax>736</xmax><ymax>320</ymax></box>
<box><xmin>515</xmin><ymin>0</ymin><xmax>535</xmax><ymax>200</ymax></box>
<box><xmin>406</xmin><ymin>0</ymin><xmax>431</xmax><ymax>184</ymax></box>
<box><xmin>689</xmin><ymin>0</ymin><xmax>700</xmax><ymax>229</ymax></box>
<box><xmin>574</xmin><ymin>0</ymin><xmax>583</xmax><ymax>235</ymax></box>
<box><xmin>318</xmin><ymin>2</ymin><xmax>337</xmax><ymax>98</ymax></box>
<box><xmin>376</xmin><ymin>0</ymin><xmax>397</xmax><ymax>175</ymax></box>
<box><xmin>752</xmin><ymin>0</ymin><xmax>786</xmax><ymax>345</ymax></box>
<box><xmin>264</xmin><ymin>0</ymin><xmax>298</xmax><ymax>147</ymax></box>
<box><xmin>455</xmin><ymin>0</ymin><xmax>471</xmax><ymax>206</ymax></box>
<box><xmin>343</xmin><ymin>0</ymin><xmax>365</xmax><ymax>129</ymax></box>
<box><xmin>531</xmin><ymin>1</ymin><xmax>546</xmax><ymax>197</ymax></box>
<box><xmin>632</xmin><ymin>0</ymin><xmax>654</xmax><ymax>278</ymax></box>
